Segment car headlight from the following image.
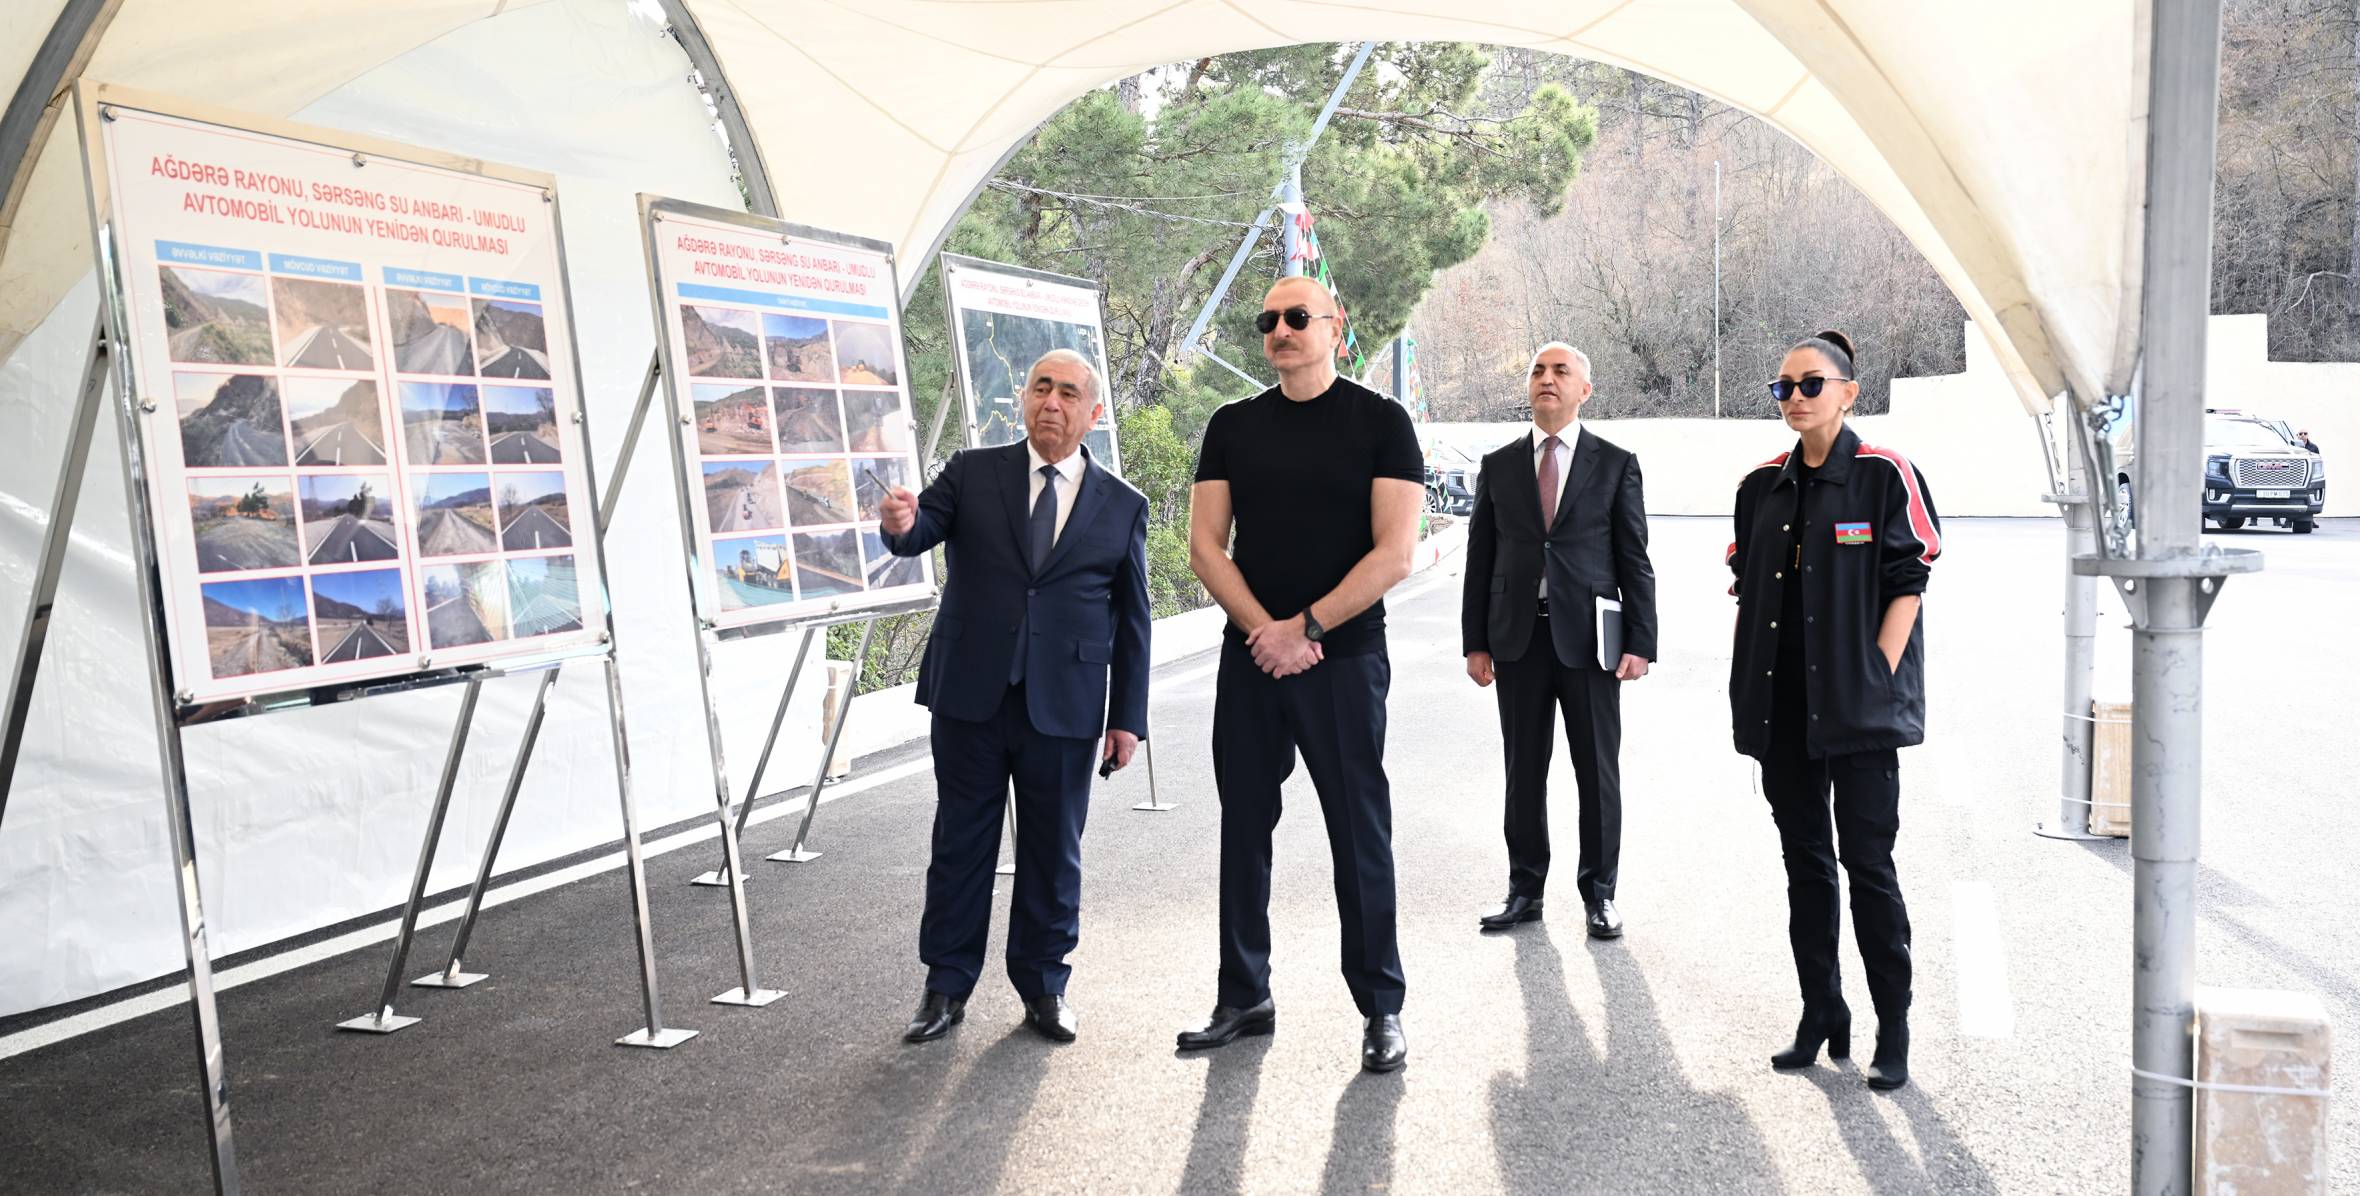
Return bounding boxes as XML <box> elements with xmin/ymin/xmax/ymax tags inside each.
<box><xmin>2311</xmin><ymin>456</ymin><xmax>2326</xmax><ymax>483</ymax></box>
<box><xmin>2205</xmin><ymin>454</ymin><xmax>2230</xmax><ymax>481</ymax></box>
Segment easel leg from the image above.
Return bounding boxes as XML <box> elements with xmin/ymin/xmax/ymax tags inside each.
<box><xmin>598</xmin><ymin>656</ymin><xmax>694</xmax><ymax>1048</ymax></box>
<box><xmin>0</xmin><ymin>320</ymin><xmax>110</xmax><ymax>827</ymax></box>
<box><xmin>1131</xmin><ymin>736</ymin><xmax>1174</xmax><ymax>812</ymax></box>
<box><xmin>770</xmin><ymin>618</ymin><xmax>877</xmax><ymax>863</ymax></box>
<box><xmin>690</xmin><ymin>626</ymin><xmax>813</xmax><ymax>886</ymax></box>
<box><xmin>690</xmin><ymin>635</ymin><xmax>781</xmax><ymax>1007</ymax></box>
<box><xmin>97</xmin><ymin>311</ymin><xmax>241</xmax><ymax>1190</ymax></box>
<box><xmin>339</xmin><ymin>679</ymin><xmax>482</xmax><ymax>1033</ymax></box>
<box><xmin>414</xmin><ymin>668</ymin><xmax>555</xmax><ymax>989</ymax></box>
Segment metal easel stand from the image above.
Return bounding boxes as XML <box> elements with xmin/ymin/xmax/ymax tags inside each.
<box><xmin>339</xmin><ymin>680</ymin><xmax>483</xmax><ymax>1034</ymax></box>
<box><xmin>1131</xmin><ymin>738</ymin><xmax>1173</xmax><ymax>812</ymax></box>
<box><xmin>768</xmin><ymin>617</ymin><xmax>878</xmax><ymax>864</ymax></box>
<box><xmin>349</xmin><ymin>351</ymin><xmax>689</xmax><ymax>1042</ymax></box>
<box><xmin>687</xmin><ymin>625</ymin><xmax>813</xmax><ymax>886</ymax></box>
<box><xmin>33</xmin><ymin>319</ymin><xmax>241</xmax><ymax>1186</ymax></box>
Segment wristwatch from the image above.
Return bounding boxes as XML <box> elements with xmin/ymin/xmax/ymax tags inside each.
<box><xmin>1301</xmin><ymin>610</ymin><xmax>1326</xmax><ymax>642</ymax></box>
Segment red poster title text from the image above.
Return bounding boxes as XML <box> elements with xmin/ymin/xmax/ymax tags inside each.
<box><xmin>674</xmin><ymin>233</ymin><xmax>877</xmax><ymax>296</ymax></box>
<box><xmin>149</xmin><ymin>154</ymin><xmax>531</xmax><ymax>256</ymax></box>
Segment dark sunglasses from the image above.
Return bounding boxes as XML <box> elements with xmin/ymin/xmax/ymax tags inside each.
<box><xmin>1255</xmin><ymin>306</ymin><xmax>1340</xmax><ymax>335</ymax></box>
<box><xmin>1767</xmin><ymin>375</ymin><xmax>1853</xmax><ymax>402</ymax></box>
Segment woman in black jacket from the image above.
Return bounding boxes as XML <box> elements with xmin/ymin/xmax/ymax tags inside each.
<box><xmin>1727</xmin><ymin>330</ymin><xmax>1941</xmax><ymax>1092</ymax></box>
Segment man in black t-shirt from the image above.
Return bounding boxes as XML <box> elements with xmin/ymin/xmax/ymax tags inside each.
<box><xmin>1173</xmin><ymin>276</ymin><xmax>1426</xmax><ymax>1074</ymax></box>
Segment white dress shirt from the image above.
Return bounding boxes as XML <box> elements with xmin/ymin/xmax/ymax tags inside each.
<box><xmin>1530</xmin><ymin>421</ymin><xmax>1577</xmax><ymax>598</ymax></box>
<box><xmin>1026</xmin><ymin>440</ymin><xmax>1087</xmax><ymax>545</ymax></box>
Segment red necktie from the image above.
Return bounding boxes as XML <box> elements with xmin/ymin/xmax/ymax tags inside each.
<box><xmin>1538</xmin><ymin>435</ymin><xmax>1561</xmax><ymax>526</ymax></box>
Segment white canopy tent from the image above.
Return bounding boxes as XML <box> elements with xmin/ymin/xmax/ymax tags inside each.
<box><xmin>3</xmin><ymin>2</ymin><xmax>2229</xmax><ymax>1191</ymax></box>
<box><xmin>5</xmin><ymin>0</ymin><xmax>2147</xmax><ymax>409</ymax></box>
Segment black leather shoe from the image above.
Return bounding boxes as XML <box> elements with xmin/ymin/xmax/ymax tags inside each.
<box><xmin>1362</xmin><ymin>1014</ymin><xmax>1407</xmax><ymax>1072</ymax></box>
<box><xmin>1023</xmin><ymin>994</ymin><xmax>1078</xmax><ymax>1043</ymax></box>
<box><xmin>1479</xmin><ymin>895</ymin><xmax>1544</xmax><ymax>931</ymax></box>
<box><xmin>1175</xmin><ymin>999</ymin><xmax>1276</xmax><ymax>1050</ymax></box>
<box><xmin>1770</xmin><ymin>1002</ymin><xmax>1852</xmax><ymax>1070</ymax></box>
<box><xmin>1585</xmin><ymin>899</ymin><xmax>1624</xmax><ymax>939</ymax></box>
<box><xmin>1866</xmin><ymin>1015</ymin><xmax>1909</xmax><ymax>1090</ymax></box>
<box><xmin>903</xmin><ymin>990</ymin><xmax>966</xmax><ymax>1043</ymax></box>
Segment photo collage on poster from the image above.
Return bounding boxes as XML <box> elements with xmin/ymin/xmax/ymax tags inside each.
<box><xmin>158</xmin><ymin>244</ymin><xmax>583</xmax><ymax>684</ymax></box>
<box><xmin>678</xmin><ymin>293</ymin><xmax>925</xmax><ymax>618</ymax></box>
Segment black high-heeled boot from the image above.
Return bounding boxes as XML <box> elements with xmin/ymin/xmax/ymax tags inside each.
<box><xmin>1770</xmin><ymin>1003</ymin><xmax>1851</xmax><ymax>1070</ymax></box>
<box><xmin>1865</xmin><ymin>1015</ymin><xmax>1909</xmax><ymax>1090</ymax></box>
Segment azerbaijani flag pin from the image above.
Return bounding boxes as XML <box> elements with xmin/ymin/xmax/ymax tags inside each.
<box><xmin>1835</xmin><ymin>522</ymin><xmax>1873</xmax><ymax>545</ymax></box>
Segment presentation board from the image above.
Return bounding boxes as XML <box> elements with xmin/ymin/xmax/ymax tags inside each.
<box><xmin>76</xmin><ymin>89</ymin><xmax>611</xmax><ymax>704</ymax></box>
<box><xmin>941</xmin><ymin>255</ymin><xmax>1121</xmax><ymax>471</ymax></box>
<box><xmin>638</xmin><ymin>196</ymin><xmax>934</xmax><ymax>635</ymax></box>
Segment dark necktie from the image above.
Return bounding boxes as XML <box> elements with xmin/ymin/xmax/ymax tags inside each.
<box><xmin>1012</xmin><ymin>464</ymin><xmax>1059</xmax><ymax>685</ymax></box>
<box><xmin>1030</xmin><ymin>465</ymin><xmax>1060</xmax><ymax>572</ymax></box>
<box><xmin>1538</xmin><ymin>435</ymin><xmax>1562</xmax><ymax>526</ymax></box>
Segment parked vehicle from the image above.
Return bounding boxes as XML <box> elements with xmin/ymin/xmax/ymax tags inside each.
<box><xmin>1425</xmin><ymin>440</ymin><xmax>1478</xmax><ymax>515</ymax></box>
<box><xmin>2202</xmin><ymin>416</ymin><xmax>2326</xmax><ymax>533</ymax></box>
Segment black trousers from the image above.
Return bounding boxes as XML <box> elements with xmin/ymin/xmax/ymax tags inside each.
<box><xmin>1760</xmin><ymin>722</ymin><xmax>1911</xmax><ymax>1017</ymax></box>
<box><xmin>919</xmin><ymin>683</ymin><xmax>1096</xmax><ymax>1000</ymax></box>
<box><xmin>1211</xmin><ymin>639</ymin><xmax>1405</xmax><ymax>1017</ymax></box>
<box><xmin>1493</xmin><ymin>609</ymin><xmax>1621</xmax><ymax>904</ymax></box>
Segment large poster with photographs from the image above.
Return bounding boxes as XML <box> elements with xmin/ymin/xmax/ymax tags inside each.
<box><xmin>942</xmin><ymin>255</ymin><xmax>1121</xmax><ymax>472</ymax></box>
<box><xmin>82</xmin><ymin>92</ymin><xmax>608</xmax><ymax>702</ymax></box>
<box><xmin>640</xmin><ymin>197</ymin><xmax>933</xmax><ymax>633</ymax></box>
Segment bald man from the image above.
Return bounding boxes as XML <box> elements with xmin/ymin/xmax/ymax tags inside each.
<box><xmin>1461</xmin><ymin>343</ymin><xmax>1657</xmax><ymax>940</ymax></box>
<box><xmin>1178</xmin><ymin>276</ymin><xmax>1425</xmax><ymax>1073</ymax></box>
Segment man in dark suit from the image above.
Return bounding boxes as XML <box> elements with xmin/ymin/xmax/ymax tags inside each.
<box><xmin>879</xmin><ymin>348</ymin><xmax>1151</xmax><ymax>1045</ymax></box>
<box><xmin>1461</xmin><ymin>342</ymin><xmax>1658</xmax><ymax>940</ymax></box>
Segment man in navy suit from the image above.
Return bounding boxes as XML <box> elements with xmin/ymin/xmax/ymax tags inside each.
<box><xmin>880</xmin><ymin>348</ymin><xmax>1151</xmax><ymax>1045</ymax></box>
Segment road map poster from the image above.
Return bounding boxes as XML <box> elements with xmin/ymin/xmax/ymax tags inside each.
<box><xmin>943</xmin><ymin>255</ymin><xmax>1120</xmax><ymax>471</ymax></box>
<box><xmin>82</xmin><ymin>94</ymin><xmax>608</xmax><ymax>703</ymax></box>
<box><xmin>641</xmin><ymin>198</ymin><xmax>933</xmax><ymax>632</ymax></box>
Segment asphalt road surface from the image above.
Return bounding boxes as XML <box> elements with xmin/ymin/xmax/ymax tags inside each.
<box><xmin>394</xmin><ymin>324</ymin><xmax>474</xmax><ymax>375</ymax></box>
<box><xmin>284</xmin><ymin>325</ymin><xmax>374</xmax><ymax>371</ymax></box>
<box><xmin>192</xmin><ymin>519</ymin><xmax>298</xmax><ymax>572</ymax></box>
<box><xmin>206</xmin><ymin>624</ymin><xmax>303</xmax><ymax>675</ymax></box>
<box><xmin>500</xmin><ymin>506</ymin><xmax>572</xmax><ymax>551</ymax></box>
<box><xmin>417</xmin><ymin>508</ymin><xmax>498</xmax><ymax>556</ymax></box>
<box><xmin>306</xmin><ymin>516</ymin><xmax>399</xmax><ymax>565</ymax></box>
<box><xmin>707</xmin><ymin>483</ymin><xmax>780</xmax><ymax>532</ymax></box>
<box><xmin>190</xmin><ymin>420</ymin><xmax>287</xmax><ymax>468</ymax></box>
<box><xmin>425</xmin><ymin>595</ymin><xmax>494</xmax><ymax>647</ymax></box>
<box><xmin>15</xmin><ymin>517</ymin><xmax>2360</xmax><ymax>1193</ymax></box>
<box><xmin>479</xmin><ymin>346</ymin><xmax>550</xmax><ymax>379</ymax></box>
<box><xmin>508</xmin><ymin>595</ymin><xmax>580</xmax><ymax>638</ymax></box>
<box><xmin>406</xmin><ymin>419</ymin><xmax>485</xmax><ymax>465</ymax></box>
<box><xmin>294</xmin><ymin>421</ymin><xmax>385</xmax><ymax>467</ymax></box>
<box><xmin>489</xmin><ymin>431</ymin><xmax>561</xmax><ymax>464</ymax></box>
<box><xmin>322</xmin><ymin>622</ymin><xmax>400</xmax><ymax>662</ymax></box>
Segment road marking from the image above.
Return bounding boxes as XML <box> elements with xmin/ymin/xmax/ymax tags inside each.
<box><xmin>0</xmin><ymin>754</ymin><xmax>937</xmax><ymax>1061</ymax></box>
<box><xmin>1951</xmin><ymin>880</ymin><xmax>2016</xmax><ymax>1039</ymax></box>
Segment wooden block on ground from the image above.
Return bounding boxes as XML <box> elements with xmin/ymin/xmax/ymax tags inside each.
<box><xmin>2196</xmin><ymin>986</ymin><xmax>2332</xmax><ymax>1195</ymax></box>
<box><xmin>2088</xmin><ymin>699</ymin><xmax>2133</xmax><ymax>837</ymax></box>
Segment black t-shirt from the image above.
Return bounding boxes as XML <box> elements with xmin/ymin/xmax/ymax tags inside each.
<box><xmin>1194</xmin><ymin>376</ymin><xmax>1425</xmax><ymax>656</ymax></box>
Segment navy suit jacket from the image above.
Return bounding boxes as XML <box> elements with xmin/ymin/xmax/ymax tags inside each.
<box><xmin>884</xmin><ymin>441</ymin><xmax>1151</xmax><ymax>742</ymax></box>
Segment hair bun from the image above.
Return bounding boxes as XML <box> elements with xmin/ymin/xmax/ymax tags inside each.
<box><xmin>1815</xmin><ymin>329</ymin><xmax>1856</xmax><ymax>361</ymax></box>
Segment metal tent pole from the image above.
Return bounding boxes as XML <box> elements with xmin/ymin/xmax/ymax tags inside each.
<box><xmin>2038</xmin><ymin>414</ymin><xmax>2107</xmax><ymax>841</ymax></box>
<box><xmin>2070</xmin><ymin>4</ymin><xmax>2261</xmax><ymax>1191</ymax></box>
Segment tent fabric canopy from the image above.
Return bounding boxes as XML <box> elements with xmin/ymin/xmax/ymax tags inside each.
<box><xmin>2</xmin><ymin>0</ymin><xmax>2143</xmax><ymax>415</ymax></box>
